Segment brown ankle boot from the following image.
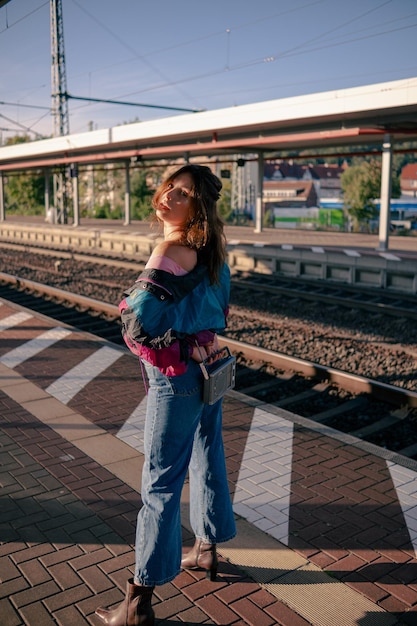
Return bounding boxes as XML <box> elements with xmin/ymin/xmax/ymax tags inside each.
<box><xmin>181</xmin><ymin>539</ymin><xmax>218</xmax><ymax>581</ymax></box>
<box><xmin>95</xmin><ymin>578</ymin><xmax>154</xmax><ymax>626</ymax></box>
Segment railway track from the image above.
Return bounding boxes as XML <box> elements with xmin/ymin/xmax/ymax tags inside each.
<box><xmin>2</xmin><ymin>239</ymin><xmax>417</xmax><ymax>318</ymax></box>
<box><xmin>1</xmin><ymin>271</ymin><xmax>417</xmax><ymax>462</ymax></box>
<box><xmin>231</xmin><ymin>272</ymin><xmax>417</xmax><ymax>320</ymax></box>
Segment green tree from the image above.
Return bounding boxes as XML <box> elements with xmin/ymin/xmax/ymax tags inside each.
<box><xmin>341</xmin><ymin>158</ymin><xmax>401</xmax><ymax>231</ymax></box>
<box><xmin>131</xmin><ymin>168</ymin><xmax>154</xmax><ymax>220</ymax></box>
<box><xmin>217</xmin><ymin>179</ymin><xmax>232</xmax><ymax>221</ymax></box>
<box><xmin>4</xmin><ymin>136</ymin><xmax>47</xmax><ymax>214</ymax></box>
<box><xmin>5</xmin><ymin>171</ymin><xmax>45</xmax><ymax>214</ymax></box>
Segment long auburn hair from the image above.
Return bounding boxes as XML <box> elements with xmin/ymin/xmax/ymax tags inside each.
<box><xmin>151</xmin><ymin>164</ymin><xmax>226</xmax><ymax>284</ymax></box>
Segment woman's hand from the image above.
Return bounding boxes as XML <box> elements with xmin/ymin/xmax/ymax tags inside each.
<box><xmin>191</xmin><ymin>334</ymin><xmax>220</xmax><ymax>363</ymax></box>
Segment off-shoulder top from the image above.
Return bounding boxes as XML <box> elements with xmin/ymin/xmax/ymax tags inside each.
<box><xmin>145</xmin><ymin>254</ymin><xmax>188</xmax><ymax>276</ymax></box>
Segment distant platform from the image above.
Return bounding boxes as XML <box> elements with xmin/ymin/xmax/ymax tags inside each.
<box><xmin>3</xmin><ymin>214</ymin><xmax>417</xmax><ymax>255</ymax></box>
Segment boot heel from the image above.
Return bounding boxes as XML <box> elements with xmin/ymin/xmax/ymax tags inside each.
<box><xmin>206</xmin><ymin>565</ymin><xmax>217</xmax><ymax>582</ymax></box>
<box><xmin>182</xmin><ymin>539</ymin><xmax>218</xmax><ymax>581</ymax></box>
<box><xmin>95</xmin><ymin>579</ymin><xmax>154</xmax><ymax>626</ymax></box>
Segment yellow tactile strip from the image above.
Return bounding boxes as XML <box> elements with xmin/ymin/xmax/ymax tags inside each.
<box><xmin>220</xmin><ymin>519</ymin><xmax>397</xmax><ymax>626</ymax></box>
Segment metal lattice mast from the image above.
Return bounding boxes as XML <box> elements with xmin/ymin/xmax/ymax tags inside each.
<box><xmin>50</xmin><ymin>0</ymin><xmax>69</xmax><ymax>222</ymax></box>
<box><xmin>50</xmin><ymin>0</ymin><xmax>69</xmax><ymax>136</ymax></box>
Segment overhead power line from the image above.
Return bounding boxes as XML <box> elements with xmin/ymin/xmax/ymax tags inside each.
<box><xmin>65</xmin><ymin>93</ymin><xmax>203</xmax><ymax>114</ymax></box>
<box><xmin>0</xmin><ymin>112</ymin><xmax>43</xmax><ymax>137</ymax></box>
<box><xmin>0</xmin><ymin>100</ymin><xmax>50</xmax><ymax>110</ymax></box>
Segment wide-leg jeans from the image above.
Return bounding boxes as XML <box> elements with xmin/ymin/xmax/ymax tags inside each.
<box><xmin>134</xmin><ymin>359</ymin><xmax>236</xmax><ymax>586</ymax></box>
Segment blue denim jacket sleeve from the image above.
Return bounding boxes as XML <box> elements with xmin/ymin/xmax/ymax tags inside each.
<box><xmin>119</xmin><ymin>263</ymin><xmax>230</xmax><ymax>352</ymax></box>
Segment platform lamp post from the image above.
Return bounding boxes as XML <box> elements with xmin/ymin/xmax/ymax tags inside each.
<box><xmin>254</xmin><ymin>152</ymin><xmax>264</xmax><ymax>233</ymax></box>
<box><xmin>231</xmin><ymin>158</ymin><xmax>245</xmax><ymax>223</ymax></box>
<box><xmin>377</xmin><ymin>134</ymin><xmax>393</xmax><ymax>251</ymax></box>
<box><xmin>124</xmin><ymin>160</ymin><xmax>131</xmax><ymax>226</ymax></box>
<box><xmin>0</xmin><ymin>171</ymin><xmax>4</xmax><ymax>222</ymax></box>
<box><xmin>71</xmin><ymin>164</ymin><xmax>79</xmax><ymax>227</ymax></box>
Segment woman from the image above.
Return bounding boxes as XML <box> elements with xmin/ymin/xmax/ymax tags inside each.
<box><xmin>95</xmin><ymin>164</ymin><xmax>236</xmax><ymax>626</ymax></box>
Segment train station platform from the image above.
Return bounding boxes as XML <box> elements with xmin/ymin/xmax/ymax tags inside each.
<box><xmin>1</xmin><ymin>297</ymin><xmax>417</xmax><ymax>625</ymax></box>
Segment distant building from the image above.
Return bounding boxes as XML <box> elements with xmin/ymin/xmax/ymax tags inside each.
<box><xmin>263</xmin><ymin>180</ymin><xmax>318</xmax><ymax>208</ymax></box>
<box><xmin>310</xmin><ymin>164</ymin><xmax>345</xmax><ymax>198</ymax></box>
<box><xmin>262</xmin><ymin>160</ymin><xmax>348</xmax><ymax>229</ymax></box>
<box><xmin>400</xmin><ymin>163</ymin><xmax>417</xmax><ymax>197</ymax></box>
<box><xmin>264</xmin><ymin>160</ymin><xmax>344</xmax><ymax>201</ymax></box>
<box><xmin>264</xmin><ymin>161</ymin><xmax>307</xmax><ymax>181</ymax></box>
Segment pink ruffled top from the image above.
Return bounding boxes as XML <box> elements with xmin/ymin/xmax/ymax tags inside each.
<box><xmin>145</xmin><ymin>254</ymin><xmax>188</xmax><ymax>276</ymax></box>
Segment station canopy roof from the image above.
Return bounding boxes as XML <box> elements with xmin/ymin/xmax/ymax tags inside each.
<box><xmin>1</xmin><ymin>77</ymin><xmax>417</xmax><ymax>171</ymax></box>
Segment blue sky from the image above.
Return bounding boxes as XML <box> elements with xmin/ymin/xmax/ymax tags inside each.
<box><xmin>1</xmin><ymin>0</ymin><xmax>416</xmax><ymax>141</ymax></box>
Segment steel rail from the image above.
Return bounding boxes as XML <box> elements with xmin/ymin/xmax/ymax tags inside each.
<box><xmin>0</xmin><ymin>241</ymin><xmax>146</xmax><ymax>271</ymax></box>
<box><xmin>220</xmin><ymin>337</ymin><xmax>417</xmax><ymax>408</ymax></box>
<box><xmin>231</xmin><ymin>277</ymin><xmax>417</xmax><ymax>320</ymax></box>
<box><xmin>0</xmin><ymin>272</ymin><xmax>119</xmax><ymax>317</ymax></box>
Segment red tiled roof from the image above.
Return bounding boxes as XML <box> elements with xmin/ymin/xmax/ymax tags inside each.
<box><xmin>263</xmin><ymin>180</ymin><xmax>318</xmax><ymax>206</ymax></box>
<box><xmin>265</xmin><ymin>161</ymin><xmax>343</xmax><ymax>181</ymax></box>
<box><xmin>401</xmin><ymin>163</ymin><xmax>417</xmax><ymax>180</ymax></box>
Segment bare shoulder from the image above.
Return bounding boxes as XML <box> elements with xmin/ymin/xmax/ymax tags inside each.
<box><xmin>150</xmin><ymin>242</ymin><xmax>197</xmax><ymax>271</ymax></box>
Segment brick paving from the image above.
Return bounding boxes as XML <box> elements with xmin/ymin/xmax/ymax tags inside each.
<box><xmin>1</xmin><ymin>297</ymin><xmax>417</xmax><ymax>625</ymax></box>
<box><xmin>0</xmin><ymin>391</ymin><xmax>308</xmax><ymax>625</ymax></box>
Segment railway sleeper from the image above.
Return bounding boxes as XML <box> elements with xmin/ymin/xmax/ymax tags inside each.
<box><xmin>351</xmin><ymin>412</ymin><xmax>411</xmax><ymax>439</ymax></box>
<box><xmin>269</xmin><ymin>382</ymin><xmax>329</xmax><ymax>409</ymax></box>
<box><xmin>309</xmin><ymin>396</ymin><xmax>369</xmax><ymax>423</ymax></box>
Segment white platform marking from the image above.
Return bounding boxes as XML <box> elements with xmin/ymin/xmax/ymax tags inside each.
<box><xmin>387</xmin><ymin>461</ymin><xmax>417</xmax><ymax>557</ymax></box>
<box><xmin>233</xmin><ymin>407</ymin><xmax>294</xmax><ymax>544</ymax></box>
<box><xmin>344</xmin><ymin>249</ymin><xmax>361</xmax><ymax>257</ymax></box>
<box><xmin>46</xmin><ymin>345</ymin><xmax>122</xmax><ymax>404</ymax></box>
<box><xmin>116</xmin><ymin>396</ymin><xmax>147</xmax><ymax>454</ymax></box>
<box><xmin>117</xmin><ymin>400</ymin><xmax>417</xmax><ymax>556</ymax></box>
<box><xmin>0</xmin><ymin>311</ymin><xmax>33</xmax><ymax>331</ymax></box>
<box><xmin>0</xmin><ymin>327</ymin><xmax>72</xmax><ymax>368</ymax></box>
<box><xmin>116</xmin><ymin>403</ymin><xmax>294</xmax><ymax>543</ymax></box>
<box><xmin>379</xmin><ymin>252</ymin><xmax>401</xmax><ymax>261</ymax></box>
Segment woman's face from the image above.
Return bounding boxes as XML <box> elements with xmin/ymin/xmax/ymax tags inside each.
<box><xmin>155</xmin><ymin>172</ymin><xmax>194</xmax><ymax>229</ymax></box>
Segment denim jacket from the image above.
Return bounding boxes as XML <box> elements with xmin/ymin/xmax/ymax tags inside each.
<box><xmin>119</xmin><ymin>263</ymin><xmax>230</xmax><ymax>376</ymax></box>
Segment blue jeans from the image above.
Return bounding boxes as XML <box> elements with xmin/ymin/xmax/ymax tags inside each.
<box><xmin>134</xmin><ymin>359</ymin><xmax>236</xmax><ymax>586</ymax></box>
